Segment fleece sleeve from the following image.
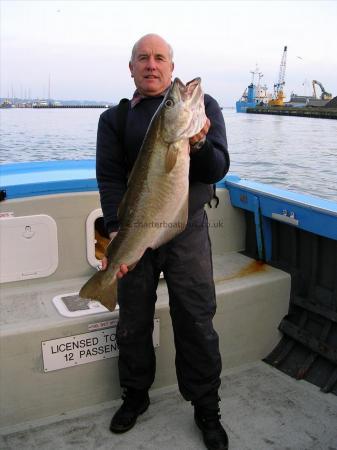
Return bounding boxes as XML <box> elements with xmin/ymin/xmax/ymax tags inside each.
<box><xmin>189</xmin><ymin>94</ymin><xmax>230</xmax><ymax>183</ymax></box>
<box><xmin>96</xmin><ymin>109</ymin><xmax>128</xmax><ymax>234</ymax></box>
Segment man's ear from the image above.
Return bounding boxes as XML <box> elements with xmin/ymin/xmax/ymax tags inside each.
<box><xmin>129</xmin><ymin>61</ymin><xmax>134</xmax><ymax>78</ymax></box>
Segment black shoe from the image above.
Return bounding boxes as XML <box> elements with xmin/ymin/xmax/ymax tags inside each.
<box><xmin>110</xmin><ymin>388</ymin><xmax>150</xmax><ymax>433</ymax></box>
<box><xmin>194</xmin><ymin>407</ymin><xmax>229</xmax><ymax>450</ymax></box>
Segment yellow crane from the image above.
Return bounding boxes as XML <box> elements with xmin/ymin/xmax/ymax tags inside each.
<box><xmin>312</xmin><ymin>80</ymin><xmax>332</xmax><ymax>100</ymax></box>
<box><xmin>269</xmin><ymin>46</ymin><xmax>287</xmax><ymax>106</ymax></box>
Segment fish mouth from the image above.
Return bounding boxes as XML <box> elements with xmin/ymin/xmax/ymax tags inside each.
<box><xmin>172</xmin><ymin>77</ymin><xmax>202</xmax><ymax>101</ymax></box>
<box><xmin>164</xmin><ymin>77</ymin><xmax>205</xmax><ymax>141</ymax></box>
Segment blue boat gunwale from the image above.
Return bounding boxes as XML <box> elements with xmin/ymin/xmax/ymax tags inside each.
<box><xmin>221</xmin><ymin>175</ymin><xmax>337</xmax><ymax>217</ymax></box>
<box><xmin>221</xmin><ymin>174</ymin><xmax>337</xmax><ymax>252</ymax></box>
<box><xmin>0</xmin><ymin>160</ymin><xmax>97</xmax><ymax>199</ymax></box>
<box><xmin>1</xmin><ymin>159</ymin><xmax>95</xmax><ymax>174</ymax></box>
<box><xmin>1</xmin><ymin>160</ymin><xmax>336</xmax><ymax>211</ymax></box>
<box><xmin>1</xmin><ymin>160</ymin><xmax>336</xmax><ymax>210</ymax></box>
<box><xmin>1</xmin><ymin>160</ymin><xmax>336</xmax><ymax>242</ymax></box>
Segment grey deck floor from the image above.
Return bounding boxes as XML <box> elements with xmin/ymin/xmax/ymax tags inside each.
<box><xmin>1</xmin><ymin>361</ymin><xmax>336</xmax><ymax>450</ymax></box>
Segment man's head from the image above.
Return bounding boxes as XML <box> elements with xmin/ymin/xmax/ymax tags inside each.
<box><xmin>129</xmin><ymin>34</ymin><xmax>174</xmax><ymax>97</ymax></box>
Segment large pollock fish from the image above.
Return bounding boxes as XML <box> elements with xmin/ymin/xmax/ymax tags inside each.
<box><xmin>79</xmin><ymin>77</ymin><xmax>207</xmax><ymax>310</ymax></box>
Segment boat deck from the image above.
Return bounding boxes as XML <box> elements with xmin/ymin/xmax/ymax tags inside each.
<box><xmin>1</xmin><ymin>361</ymin><xmax>336</xmax><ymax>450</ymax></box>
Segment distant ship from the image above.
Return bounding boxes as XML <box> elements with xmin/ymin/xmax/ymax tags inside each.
<box><xmin>236</xmin><ymin>66</ymin><xmax>272</xmax><ymax>113</ymax></box>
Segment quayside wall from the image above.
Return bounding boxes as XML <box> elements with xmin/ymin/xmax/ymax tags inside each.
<box><xmin>246</xmin><ymin>106</ymin><xmax>337</xmax><ymax>119</ymax></box>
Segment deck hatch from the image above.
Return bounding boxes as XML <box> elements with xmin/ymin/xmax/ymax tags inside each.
<box><xmin>0</xmin><ymin>214</ymin><xmax>58</xmax><ymax>283</ymax></box>
<box><xmin>52</xmin><ymin>292</ymin><xmax>110</xmax><ymax>317</ymax></box>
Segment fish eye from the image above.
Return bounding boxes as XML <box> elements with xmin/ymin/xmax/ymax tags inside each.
<box><xmin>165</xmin><ymin>99</ymin><xmax>174</xmax><ymax>108</ymax></box>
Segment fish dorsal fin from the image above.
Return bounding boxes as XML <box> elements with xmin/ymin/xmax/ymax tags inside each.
<box><xmin>165</xmin><ymin>143</ymin><xmax>179</xmax><ymax>173</ymax></box>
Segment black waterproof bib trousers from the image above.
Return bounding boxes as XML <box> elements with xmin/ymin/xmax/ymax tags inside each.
<box><xmin>116</xmin><ymin>208</ymin><xmax>222</xmax><ymax>407</ymax></box>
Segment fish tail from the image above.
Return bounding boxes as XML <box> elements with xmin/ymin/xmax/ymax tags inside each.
<box><xmin>79</xmin><ymin>270</ymin><xmax>118</xmax><ymax>312</ymax></box>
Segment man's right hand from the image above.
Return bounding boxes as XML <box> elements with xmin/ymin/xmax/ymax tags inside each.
<box><xmin>100</xmin><ymin>231</ymin><xmax>129</xmax><ymax>279</ymax></box>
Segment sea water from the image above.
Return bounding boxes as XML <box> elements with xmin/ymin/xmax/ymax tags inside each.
<box><xmin>1</xmin><ymin>108</ymin><xmax>336</xmax><ymax>201</ymax></box>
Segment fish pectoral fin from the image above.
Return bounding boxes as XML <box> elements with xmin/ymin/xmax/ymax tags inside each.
<box><xmin>165</xmin><ymin>143</ymin><xmax>179</xmax><ymax>172</ymax></box>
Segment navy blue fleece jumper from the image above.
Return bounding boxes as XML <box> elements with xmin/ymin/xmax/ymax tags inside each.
<box><xmin>96</xmin><ymin>93</ymin><xmax>229</xmax><ymax>234</ymax></box>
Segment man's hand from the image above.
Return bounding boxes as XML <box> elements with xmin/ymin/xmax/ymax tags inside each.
<box><xmin>189</xmin><ymin>118</ymin><xmax>210</xmax><ymax>147</ymax></box>
<box><xmin>100</xmin><ymin>231</ymin><xmax>129</xmax><ymax>279</ymax></box>
<box><xmin>101</xmin><ymin>258</ymin><xmax>129</xmax><ymax>279</ymax></box>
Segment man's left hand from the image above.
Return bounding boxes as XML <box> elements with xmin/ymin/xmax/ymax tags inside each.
<box><xmin>189</xmin><ymin>118</ymin><xmax>210</xmax><ymax>147</ymax></box>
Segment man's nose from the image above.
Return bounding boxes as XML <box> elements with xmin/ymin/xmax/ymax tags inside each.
<box><xmin>146</xmin><ymin>56</ymin><xmax>157</xmax><ymax>70</ymax></box>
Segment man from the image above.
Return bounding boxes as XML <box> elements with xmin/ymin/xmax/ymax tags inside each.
<box><xmin>97</xmin><ymin>34</ymin><xmax>230</xmax><ymax>450</ymax></box>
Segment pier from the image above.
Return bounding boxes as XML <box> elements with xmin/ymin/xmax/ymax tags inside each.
<box><xmin>0</xmin><ymin>102</ymin><xmax>113</xmax><ymax>109</ymax></box>
<box><xmin>246</xmin><ymin>106</ymin><xmax>337</xmax><ymax>119</ymax></box>
<box><xmin>32</xmin><ymin>104</ymin><xmax>112</xmax><ymax>109</ymax></box>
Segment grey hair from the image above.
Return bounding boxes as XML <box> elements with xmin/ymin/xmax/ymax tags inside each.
<box><xmin>130</xmin><ymin>34</ymin><xmax>174</xmax><ymax>63</ymax></box>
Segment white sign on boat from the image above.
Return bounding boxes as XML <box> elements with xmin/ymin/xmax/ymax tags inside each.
<box><xmin>42</xmin><ymin>318</ymin><xmax>160</xmax><ymax>372</ymax></box>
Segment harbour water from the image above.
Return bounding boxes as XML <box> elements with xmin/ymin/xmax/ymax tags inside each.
<box><xmin>1</xmin><ymin>108</ymin><xmax>336</xmax><ymax>201</ymax></box>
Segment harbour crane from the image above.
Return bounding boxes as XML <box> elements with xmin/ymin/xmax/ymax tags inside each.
<box><xmin>312</xmin><ymin>80</ymin><xmax>332</xmax><ymax>100</ymax></box>
<box><xmin>269</xmin><ymin>46</ymin><xmax>287</xmax><ymax>106</ymax></box>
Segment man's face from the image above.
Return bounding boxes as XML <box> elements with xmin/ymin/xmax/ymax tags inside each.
<box><xmin>129</xmin><ymin>35</ymin><xmax>174</xmax><ymax>96</ymax></box>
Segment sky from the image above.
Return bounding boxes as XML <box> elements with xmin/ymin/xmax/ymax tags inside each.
<box><xmin>1</xmin><ymin>0</ymin><xmax>337</xmax><ymax>106</ymax></box>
